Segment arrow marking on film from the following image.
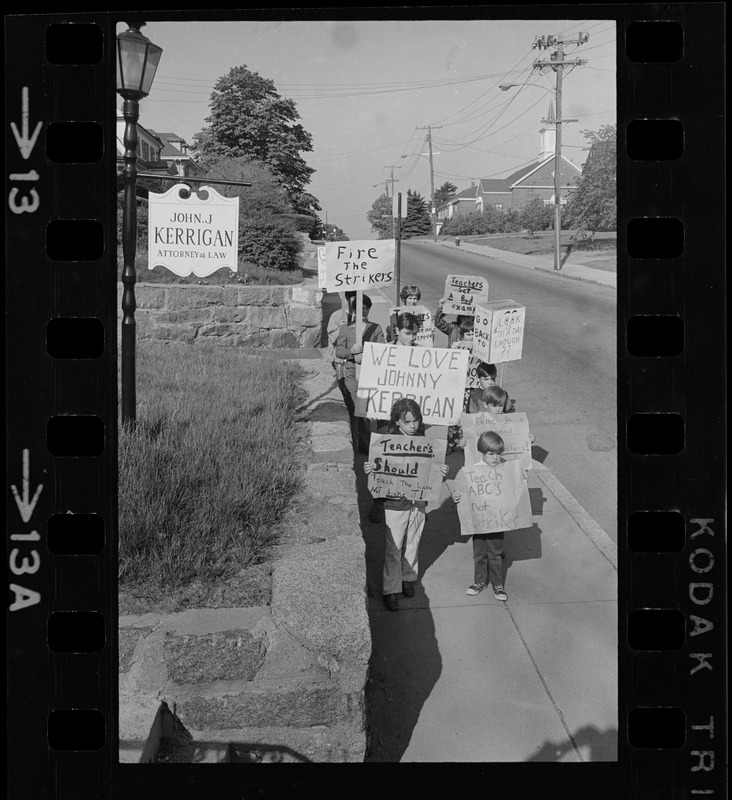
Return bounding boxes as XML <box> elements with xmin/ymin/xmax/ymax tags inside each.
<box><xmin>10</xmin><ymin>87</ymin><xmax>43</xmax><ymax>160</ymax></box>
<box><xmin>11</xmin><ymin>449</ymin><xmax>44</xmax><ymax>523</ymax></box>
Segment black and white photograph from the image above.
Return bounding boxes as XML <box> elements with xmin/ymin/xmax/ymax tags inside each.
<box><xmin>115</xmin><ymin>15</ymin><xmax>618</xmax><ymax>764</ymax></box>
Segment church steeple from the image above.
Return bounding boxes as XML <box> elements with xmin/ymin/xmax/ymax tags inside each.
<box><xmin>539</xmin><ymin>101</ymin><xmax>557</xmax><ymax>159</ymax></box>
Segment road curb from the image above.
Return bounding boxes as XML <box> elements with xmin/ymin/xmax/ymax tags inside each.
<box><xmin>532</xmin><ymin>459</ymin><xmax>617</xmax><ymax>571</ymax></box>
<box><xmin>435</xmin><ymin>240</ymin><xmax>616</xmax><ymax>288</ymax></box>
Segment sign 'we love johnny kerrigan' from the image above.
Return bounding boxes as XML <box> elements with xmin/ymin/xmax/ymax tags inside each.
<box><xmin>355</xmin><ymin>342</ymin><xmax>469</xmax><ymax>425</ymax></box>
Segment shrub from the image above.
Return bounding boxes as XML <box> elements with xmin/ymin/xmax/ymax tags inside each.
<box><xmin>238</xmin><ymin>217</ymin><xmax>303</xmax><ymax>271</ymax></box>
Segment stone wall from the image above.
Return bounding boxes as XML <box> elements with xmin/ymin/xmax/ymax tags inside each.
<box><xmin>119</xmin><ymin>353</ymin><xmax>372</xmax><ymax>764</ymax></box>
<box><xmin>117</xmin><ymin>282</ymin><xmax>323</xmax><ymax>349</ymax></box>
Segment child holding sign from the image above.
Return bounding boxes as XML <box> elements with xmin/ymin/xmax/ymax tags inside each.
<box><xmin>386</xmin><ymin>285</ymin><xmax>422</xmax><ymax>342</ymax></box>
<box><xmin>435</xmin><ymin>297</ymin><xmax>473</xmax><ymax>347</ymax></box>
<box><xmin>335</xmin><ymin>294</ymin><xmax>386</xmax><ymax>453</ymax></box>
<box><xmin>467</xmin><ymin>362</ymin><xmax>497</xmax><ymax>412</ymax></box>
<box><xmin>364</xmin><ymin>398</ymin><xmax>449</xmax><ymax>612</ymax></box>
<box><xmin>453</xmin><ymin>431</ymin><xmax>529</xmax><ymax>602</ymax></box>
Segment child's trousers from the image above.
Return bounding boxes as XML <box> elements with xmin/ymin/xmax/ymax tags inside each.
<box><xmin>383</xmin><ymin>506</ymin><xmax>425</xmax><ymax>595</ymax></box>
<box><xmin>472</xmin><ymin>532</ymin><xmax>505</xmax><ymax>587</ymax></box>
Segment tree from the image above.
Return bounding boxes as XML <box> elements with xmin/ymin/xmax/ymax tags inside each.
<box><xmin>520</xmin><ymin>196</ymin><xmax>553</xmax><ymax>238</ymax></box>
<box><xmin>401</xmin><ymin>190</ymin><xmax>431</xmax><ymax>238</ymax></box>
<box><xmin>366</xmin><ymin>194</ymin><xmax>393</xmax><ymax>239</ymax></box>
<box><xmin>193</xmin><ymin>65</ymin><xmax>320</xmax><ymax>216</ymax></box>
<box><xmin>434</xmin><ymin>181</ymin><xmax>458</xmax><ymax>208</ymax></box>
<box><xmin>198</xmin><ymin>155</ymin><xmax>303</xmax><ymax>271</ymax></box>
<box><xmin>564</xmin><ymin>124</ymin><xmax>617</xmax><ymax>233</ymax></box>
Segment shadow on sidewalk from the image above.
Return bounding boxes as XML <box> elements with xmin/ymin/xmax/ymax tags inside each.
<box><xmin>526</xmin><ymin>724</ymin><xmax>618</xmax><ymax>762</ymax></box>
<box><xmin>353</xmin><ymin>449</ymin><xmax>444</xmax><ymax>763</ymax></box>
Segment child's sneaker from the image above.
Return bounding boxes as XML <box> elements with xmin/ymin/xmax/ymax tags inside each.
<box><xmin>492</xmin><ymin>585</ymin><xmax>508</xmax><ymax>601</ymax></box>
<box><xmin>465</xmin><ymin>583</ymin><xmax>486</xmax><ymax>596</ymax></box>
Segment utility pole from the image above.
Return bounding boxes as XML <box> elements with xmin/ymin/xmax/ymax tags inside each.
<box><xmin>532</xmin><ymin>32</ymin><xmax>588</xmax><ymax>269</ymax></box>
<box><xmin>382</xmin><ymin>164</ymin><xmax>402</xmax><ymax>199</ymax></box>
<box><xmin>416</xmin><ymin>125</ymin><xmax>442</xmax><ymax>242</ymax></box>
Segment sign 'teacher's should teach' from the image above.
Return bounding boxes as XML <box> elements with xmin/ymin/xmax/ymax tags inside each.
<box><xmin>148</xmin><ymin>184</ymin><xmax>240</xmax><ymax>278</ymax></box>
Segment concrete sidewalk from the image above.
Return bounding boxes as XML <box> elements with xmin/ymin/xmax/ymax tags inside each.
<box><xmin>320</xmin><ymin>291</ymin><xmax>618</xmax><ymax>762</ymax></box>
<box><xmin>437</xmin><ymin>238</ymin><xmax>617</xmax><ymax>289</ymax></box>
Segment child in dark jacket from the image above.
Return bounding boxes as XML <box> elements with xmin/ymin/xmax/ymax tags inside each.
<box><xmin>334</xmin><ymin>294</ymin><xmax>385</xmax><ymax>453</ymax></box>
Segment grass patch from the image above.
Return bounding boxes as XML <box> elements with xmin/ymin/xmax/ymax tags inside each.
<box><xmin>119</xmin><ymin>341</ymin><xmax>305</xmax><ymax>593</ymax></box>
<box><xmin>468</xmin><ymin>231</ymin><xmax>616</xmax><ymax>257</ymax></box>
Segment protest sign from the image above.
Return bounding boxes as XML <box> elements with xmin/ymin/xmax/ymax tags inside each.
<box><xmin>367</xmin><ymin>434</ymin><xmax>446</xmax><ymax>505</ymax></box>
<box><xmin>317</xmin><ymin>246</ymin><xmax>327</xmax><ymax>289</ymax></box>
<box><xmin>323</xmin><ymin>240</ymin><xmax>395</xmax><ymax>292</ymax></box>
<box><xmin>461</xmin><ymin>411</ymin><xmax>533</xmax><ymax>470</ymax></box>
<box><xmin>473</xmin><ymin>300</ymin><xmax>526</xmax><ymax>363</ymax></box>
<box><xmin>441</xmin><ymin>274</ymin><xmax>489</xmax><ymax>315</ymax></box>
<box><xmin>355</xmin><ymin>342</ymin><xmax>469</xmax><ymax>425</ymax></box>
<box><xmin>390</xmin><ymin>305</ymin><xmax>434</xmax><ymax>347</ymax></box>
<box><xmin>455</xmin><ymin>460</ymin><xmax>533</xmax><ymax>535</ymax></box>
<box><xmin>451</xmin><ymin>341</ymin><xmax>482</xmax><ymax>388</ymax></box>
<box><xmin>148</xmin><ymin>184</ymin><xmax>239</xmax><ymax>277</ymax></box>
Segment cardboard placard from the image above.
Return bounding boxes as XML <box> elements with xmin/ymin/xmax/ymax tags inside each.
<box><xmin>390</xmin><ymin>305</ymin><xmax>434</xmax><ymax>347</ymax></box>
<box><xmin>455</xmin><ymin>460</ymin><xmax>533</xmax><ymax>535</ymax></box>
<box><xmin>355</xmin><ymin>342</ymin><xmax>469</xmax><ymax>425</ymax></box>
<box><xmin>323</xmin><ymin>240</ymin><xmax>395</xmax><ymax>292</ymax></box>
<box><xmin>461</xmin><ymin>411</ymin><xmax>533</xmax><ymax>470</ymax></box>
<box><xmin>473</xmin><ymin>300</ymin><xmax>526</xmax><ymax>364</ymax></box>
<box><xmin>367</xmin><ymin>434</ymin><xmax>446</xmax><ymax>505</ymax></box>
<box><xmin>441</xmin><ymin>274</ymin><xmax>489</xmax><ymax>315</ymax></box>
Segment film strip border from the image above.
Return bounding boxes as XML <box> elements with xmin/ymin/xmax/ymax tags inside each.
<box><xmin>4</xmin><ymin>8</ymin><xmax>726</xmax><ymax>798</ymax></box>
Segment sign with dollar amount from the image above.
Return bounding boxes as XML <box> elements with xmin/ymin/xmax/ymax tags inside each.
<box><xmin>473</xmin><ymin>300</ymin><xmax>526</xmax><ymax>363</ymax></box>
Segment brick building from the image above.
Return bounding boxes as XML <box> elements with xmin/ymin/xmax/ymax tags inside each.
<box><xmin>436</xmin><ymin>103</ymin><xmax>581</xmax><ymax>232</ymax></box>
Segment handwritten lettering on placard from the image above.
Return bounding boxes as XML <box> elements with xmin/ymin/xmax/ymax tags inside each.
<box><xmin>461</xmin><ymin>412</ymin><xmax>533</xmax><ymax>470</ymax></box>
<box><xmin>442</xmin><ymin>274</ymin><xmax>489</xmax><ymax>315</ymax></box>
<box><xmin>323</xmin><ymin>240</ymin><xmax>395</xmax><ymax>291</ymax></box>
<box><xmin>367</xmin><ymin>434</ymin><xmax>446</xmax><ymax>505</ymax></box>
<box><xmin>355</xmin><ymin>342</ymin><xmax>469</xmax><ymax>425</ymax></box>
<box><xmin>456</xmin><ymin>460</ymin><xmax>532</xmax><ymax>535</ymax></box>
<box><xmin>391</xmin><ymin>305</ymin><xmax>434</xmax><ymax>347</ymax></box>
<box><xmin>473</xmin><ymin>300</ymin><xmax>526</xmax><ymax>363</ymax></box>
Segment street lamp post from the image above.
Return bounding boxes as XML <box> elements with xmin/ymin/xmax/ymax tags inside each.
<box><xmin>116</xmin><ymin>21</ymin><xmax>162</xmax><ymax>426</ymax></box>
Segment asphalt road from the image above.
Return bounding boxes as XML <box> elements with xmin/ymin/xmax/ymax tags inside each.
<box><xmin>384</xmin><ymin>240</ymin><xmax>617</xmax><ymax>542</ymax></box>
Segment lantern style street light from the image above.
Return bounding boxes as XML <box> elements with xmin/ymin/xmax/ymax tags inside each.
<box><xmin>116</xmin><ymin>21</ymin><xmax>162</xmax><ymax>426</ymax></box>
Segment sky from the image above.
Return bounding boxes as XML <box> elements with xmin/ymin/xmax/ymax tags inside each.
<box><xmin>125</xmin><ymin>16</ymin><xmax>616</xmax><ymax>240</ymax></box>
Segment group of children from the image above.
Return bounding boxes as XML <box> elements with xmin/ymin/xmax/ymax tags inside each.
<box><xmin>327</xmin><ymin>283</ymin><xmax>532</xmax><ymax>612</ymax></box>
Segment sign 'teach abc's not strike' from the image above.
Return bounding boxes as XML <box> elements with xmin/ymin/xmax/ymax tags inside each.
<box><xmin>323</xmin><ymin>240</ymin><xmax>395</xmax><ymax>292</ymax></box>
<box><xmin>148</xmin><ymin>184</ymin><xmax>240</xmax><ymax>278</ymax></box>
<box><xmin>473</xmin><ymin>300</ymin><xmax>526</xmax><ymax>363</ymax></box>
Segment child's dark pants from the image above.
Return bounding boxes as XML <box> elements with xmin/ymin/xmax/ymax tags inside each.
<box><xmin>472</xmin><ymin>532</ymin><xmax>505</xmax><ymax>587</ymax></box>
